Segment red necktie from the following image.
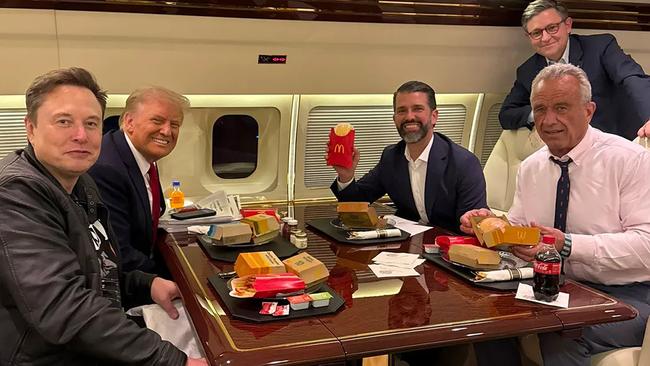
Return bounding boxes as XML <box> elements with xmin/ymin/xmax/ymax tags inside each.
<box><xmin>148</xmin><ymin>163</ymin><xmax>161</xmax><ymax>244</ymax></box>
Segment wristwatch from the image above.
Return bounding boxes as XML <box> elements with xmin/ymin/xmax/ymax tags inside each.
<box><xmin>560</xmin><ymin>233</ymin><xmax>572</xmax><ymax>257</ymax></box>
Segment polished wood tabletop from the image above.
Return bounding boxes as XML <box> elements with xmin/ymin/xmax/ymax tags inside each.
<box><xmin>158</xmin><ymin>202</ymin><xmax>637</xmax><ymax>365</ymax></box>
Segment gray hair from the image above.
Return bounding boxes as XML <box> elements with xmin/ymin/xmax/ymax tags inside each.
<box><xmin>522</xmin><ymin>0</ymin><xmax>569</xmax><ymax>28</ymax></box>
<box><xmin>120</xmin><ymin>86</ymin><xmax>190</xmax><ymax>126</ymax></box>
<box><xmin>531</xmin><ymin>63</ymin><xmax>592</xmax><ymax>103</ymax></box>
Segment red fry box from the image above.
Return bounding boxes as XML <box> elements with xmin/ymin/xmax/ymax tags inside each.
<box><xmin>252</xmin><ymin>273</ymin><xmax>306</xmax><ymax>298</ymax></box>
<box><xmin>327</xmin><ymin>125</ymin><xmax>355</xmax><ymax>169</ymax></box>
<box><xmin>434</xmin><ymin>236</ymin><xmax>480</xmax><ymax>255</ymax></box>
<box><xmin>240</xmin><ymin>208</ymin><xmax>280</xmax><ymax>222</ymax></box>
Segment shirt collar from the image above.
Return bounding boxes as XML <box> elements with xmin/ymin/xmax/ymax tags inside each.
<box><xmin>404</xmin><ymin>133</ymin><xmax>434</xmax><ymax>163</ymax></box>
<box><xmin>124</xmin><ymin>133</ymin><xmax>152</xmax><ymax>176</ymax></box>
<box><xmin>546</xmin><ymin>126</ymin><xmax>594</xmax><ymax>167</ymax></box>
<box><xmin>546</xmin><ymin>37</ymin><xmax>570</xmax><ymax>65</ymax></box>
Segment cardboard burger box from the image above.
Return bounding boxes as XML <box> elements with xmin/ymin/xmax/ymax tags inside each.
<box><xmin>470</xmin><ymin>216</ymin><xmax>540</xmax><ymax>248</ymax></box>
<box><xmin>207</xmin><ymin>223</ymin><xmax>252</xmax><ymax>245</ymax></box>
<box><xmin>448</xmin><ymin>244</ymin><xmax>501</xmax><ymax>270</ymax></box>
<box><xmin>241</xmin><ymin>213</ymin><xmax>280</xmax><ymax>235</ymax></box>
<box><xmin>283</xmin><ymin>252</ymin><xmax>329</xmax><ymax>287</ymax></box>
<box><xmin>337</xmin><ymin>202</ymin><xmax>384</xmax><ymax>229</ymax></box>
<box><xmin>234</xmin><ymin>251</ymin><xmax>286</xmax><ymax>278</ymax></box>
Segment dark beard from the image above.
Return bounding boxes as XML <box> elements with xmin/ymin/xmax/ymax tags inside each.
<box><xmin>398</xmin><ymin>120</ymin><xmax>429</xmax><ymax>143</ymax></box>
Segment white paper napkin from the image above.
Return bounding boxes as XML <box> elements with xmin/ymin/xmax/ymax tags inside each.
<box><xmin>515</xmin><ymin>283</ymin><xmax>569</xmax><ymax>308</ymax></box>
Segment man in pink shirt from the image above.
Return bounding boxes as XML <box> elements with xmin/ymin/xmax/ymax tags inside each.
<box><xmin>461</xmin><ymin>63</ymin><xmax>650</xmax><ymax>366</ymax></box>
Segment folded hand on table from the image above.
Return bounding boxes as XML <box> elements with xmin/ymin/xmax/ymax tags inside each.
<box><xmin>151</xmin><ymin>277</ymin><xmax>181</xmax><ymax>319</ymax></box>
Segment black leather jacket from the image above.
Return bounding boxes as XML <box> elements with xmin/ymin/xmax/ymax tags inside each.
<box><xmin>0</xmin><ymin>146</ymin><xmax>187</xmax><ymax>366</ymax></box>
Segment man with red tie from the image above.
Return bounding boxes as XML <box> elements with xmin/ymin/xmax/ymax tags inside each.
<box><xmin>89</xmin><ymin>87</ymin><xmax>189</xmax><ymax>277</ymax></box>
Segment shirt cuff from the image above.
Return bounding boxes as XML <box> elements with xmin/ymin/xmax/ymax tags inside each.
<box><xmin>337</xmin><ymin>177</ymin><xmax>354</xmax><ymax>191</ymax></box>
<box><xmin>563</xmin><ymin>233</ymin><xmax>595</xmax><ymax>264</ymax></box>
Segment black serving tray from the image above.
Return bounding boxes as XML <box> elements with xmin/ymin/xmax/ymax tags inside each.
<box><xmin>197</xmin><ymin>235</ymin><xmax>299</xmax><ymax>262</ymax></box>
<box><xmin>208</xmin><ymin>275</ymin><xmax>345</xmax><ymax>322</ymax></box>
<box><xmin>307</xmin><ymin>218</ymin><xmax>410</xmax><ymax>245</ymax></box>
<box><xmin>423</xmin><ymin>253</ymin><xmax>532</xmax><ymax>291</ymax></box>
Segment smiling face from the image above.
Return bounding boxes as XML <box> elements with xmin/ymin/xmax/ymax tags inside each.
<box><xmin>26</xmin><ymin>85</ymin><xmax>103</xmax><ymax>191</ymax></box>
<box><xmin>393</xmin><ymin>92</ymin><xmax>437</xmax><ymax>144</ymax></box>
<box><xmin>532</xmin><ymin>75</ymin><xmax>595</xmax><ymax>157</ymax></box>
<box><xmin>122</xmin><ymin>94</ymin><xmax>184</xmax><ymax>162</ymax></box>
<box><xmin>526</xmin><ymin>9</ymin><xmax>572</xmax><ymax>61</ymax></box>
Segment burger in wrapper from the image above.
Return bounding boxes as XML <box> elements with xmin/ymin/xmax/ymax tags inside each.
<box><xmin>327</xmin><ymin>123</ymin><xmax>355</xmax><ymax>169</ymax></box>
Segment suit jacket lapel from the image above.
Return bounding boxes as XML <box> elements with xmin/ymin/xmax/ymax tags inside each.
<box><xmin>568</xmin><ymin>35</ymin><xmax>583</xmax><ymax>68</ymax></box>
<box><xmin>112</xmin><ymin>131</ymin><xmax>153</xmax><ymax>227</ymax></box>
<box><xmin>425</xmin><ymin>134</ymin><xmax>449</xmax><ymax>220</ymax></box>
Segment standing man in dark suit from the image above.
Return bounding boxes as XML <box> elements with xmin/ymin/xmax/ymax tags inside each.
<box><xmin>89</xmin><ymin>87</ymin><xmax>189</xmax><ymax>275</ymax></box>
<box><xmin>330</xmin><ymin>80</ymin><xmax>487</xmax><ymax>234</ymax></box>
<box><xmin>499</xmin><ymin>0</ymin><xmax>650</xmax><ymax>140</ymax></box>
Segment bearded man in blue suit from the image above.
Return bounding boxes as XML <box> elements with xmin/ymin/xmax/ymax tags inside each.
<box><xmin>89</xmin><ymin>87</ymin><xmax>189</xmax><ymax>276</ymax></box>
<box><xmin>330</xmin><ymin>80</ymin><xmax>487</xmax><ymax>234</ymax></box>
<box><xmin>499</xmin><ymin>0</ymin><xmax>650</xmax><ymax>140</ymax></box>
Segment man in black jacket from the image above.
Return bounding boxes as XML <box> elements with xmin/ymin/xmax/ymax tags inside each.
<box><xmin>0</xmin><ymin>67</ymin><xmax>206</xmax><ymax>365</ymax></box>
<box><xmin>330</xmin><ymin>80</ymin><xmax>487</xmax><ymax>234</ymax></box>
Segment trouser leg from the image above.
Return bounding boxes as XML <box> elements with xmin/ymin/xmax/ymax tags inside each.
<box><xmin>539</xmin><ymin>282</ymin><xmax>650</xmax><ymax>366</ymax></box>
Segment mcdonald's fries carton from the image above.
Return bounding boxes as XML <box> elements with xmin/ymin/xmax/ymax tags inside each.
<box><xmin>327</xmin><ymin>123</ymin><xmax>355</xmax><ymax>168</ymax></box>
<box><xmin>283</xmin><ymin>252</ymin><xmax>329</xmax><ymax>287</ymax></box>
<box><xmin>469</xmin><ymin>216</ymin><xmax>540</xmax><ymax>248</ymax></box>
<box><xmin>234</xmin><ymin>251</ymin><xmax>286</xmax><ymax>278</ymax></box>
<box><xmin>337</xmin><ymin>202</ymin><xmax>382</xmax><ymax>229</ymax></box>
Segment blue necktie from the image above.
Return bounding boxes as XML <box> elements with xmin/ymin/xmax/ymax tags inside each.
<box><xmin>550</xmin><ymin>157</ymin><xmax>572</xmax><ymax>232</ymax></box>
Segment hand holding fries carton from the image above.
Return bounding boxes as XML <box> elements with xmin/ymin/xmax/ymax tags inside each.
<box><xmin>470</xmin><ymin>216</ymin><xmax>540</xmax><ymax>248</ymax></box>
<box><xmin>327</xmin><ymin>123</ymin><xmax>355</xmax><ymax>168</ymax></box>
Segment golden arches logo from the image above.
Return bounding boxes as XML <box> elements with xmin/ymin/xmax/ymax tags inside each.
<box><xmin>333</xmin><ymin>144</ymin><xmax>345</xmax><ymax>154</ymax></box>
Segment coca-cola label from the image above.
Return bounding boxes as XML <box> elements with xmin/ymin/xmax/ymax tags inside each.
<box><xmin>534</xmin><ymin>261</ymin><xmax>561</xmax><ymax>275</ymax></box>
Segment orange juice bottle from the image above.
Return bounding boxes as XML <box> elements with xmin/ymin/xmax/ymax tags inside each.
<box><xmin>170</xmin><ymin>180</ymin><xmax>185</xmax><ymax>209</ymax></box>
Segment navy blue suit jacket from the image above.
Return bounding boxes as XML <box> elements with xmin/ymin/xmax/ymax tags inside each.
<box><xmin>499</xmin><ymin>34</ymin><xmax>650</xmax><ymax>140</ymax></box>
<box><xmin>88</xmin><ymin>130</ymin><xmax>166</xmax><ymax>274</ymax></box>
<box><xmin>330</xmin><ymin>133</ymin><xmax>487</xmax><ymax>234</ymax></box>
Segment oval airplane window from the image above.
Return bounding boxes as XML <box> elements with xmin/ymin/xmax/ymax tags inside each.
<box><xmin>212</xmin><ymin>115</ymin><xmax>258</xmax><ymax>179</ymax></box>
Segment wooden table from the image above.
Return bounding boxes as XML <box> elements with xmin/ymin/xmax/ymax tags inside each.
<box><xmin>158</xmin><ymin>202</ymin><xmax>637</xmax><ymax>365</ymax></box>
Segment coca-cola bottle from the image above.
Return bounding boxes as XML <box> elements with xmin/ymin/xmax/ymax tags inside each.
<box><xmin>533</xmin><ymin>235</ymin><xmax>562</xmax><ymax>302</ymax></box>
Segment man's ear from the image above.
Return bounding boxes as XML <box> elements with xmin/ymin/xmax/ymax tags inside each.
<box><xmin>24</xmin><ymin>116</ymin><xmax>35</xmax><ymax>144</ymax></box>
<box><xmin>122</xmin><ymin>112</ymin><xmax>134</xmax><ymax>134</ymax></box>
<box><xmin>430</xmin><ymin>109</ymin><xmax>439</xmax><ymax>128</ymax></box>
<box><xmin>565</xmin><ymin>17</ymin><xmax>573</xmax><ymax>33</ymax></box>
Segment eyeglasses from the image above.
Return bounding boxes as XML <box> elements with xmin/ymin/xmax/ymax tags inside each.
<box><xmin>527</xmin><ymin>18</ymin><xmax>567</xmax><ymax>40</ymax></box>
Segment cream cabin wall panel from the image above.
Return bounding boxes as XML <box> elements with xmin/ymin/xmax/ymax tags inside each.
<box><xmin>53</xmin><ymin>10</ymin><xmax>532</xmax><ymax>95</ymax></box>
<box><xmin>0</xmin><ymin>9</ymin><xmax>59</xmax><ymax>94</ymax></box>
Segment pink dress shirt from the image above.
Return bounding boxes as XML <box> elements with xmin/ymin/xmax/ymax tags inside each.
<box><xmin>508</xmin><ymin>127</ymin><xmax>650</xmax><ymax>285</ymax></box>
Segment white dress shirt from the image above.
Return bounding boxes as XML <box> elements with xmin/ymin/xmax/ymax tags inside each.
<box><xmin>338</xmin><ymin>135</ymin><xmax>434</xmax><ymax>224</ymax></box>
<box><xmin>125</xmin><ymin>134</ymin><xmax>156</xmax><ymax>213</ymax></box>
<box><xmin>508</xmin><ymin>127</ymin><xmax>650</xmax><ymax>285</ymax></box>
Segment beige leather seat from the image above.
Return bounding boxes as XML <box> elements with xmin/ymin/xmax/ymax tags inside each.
<box><xmin>591</xmin><ymin>317</ymin><xmax>650</xmax><ymax>366</ymax></box>
<box><xmin>483</xmin><ymin>128</ymin><xmax>545</xmax><ymax>215</ymax></box>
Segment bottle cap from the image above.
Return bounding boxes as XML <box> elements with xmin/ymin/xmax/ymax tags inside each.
<box><xmin>287</xmin><ymin>219</ymin><xmax>298</xmax><ymax>225</ymax></box>
<box><xmin>172</xmin><ymin>180</ymin><xmax>180</xmax><ymax>186</ymax></box>
<box><xmin>281</xmin><ymin>217</ymin><xmax>292</xmax><ymax>223</ymax></box>
<box><xmin>541</xmin><ymin>235</ymin><xmax>555</xmax><ymax>245</ymax></box>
